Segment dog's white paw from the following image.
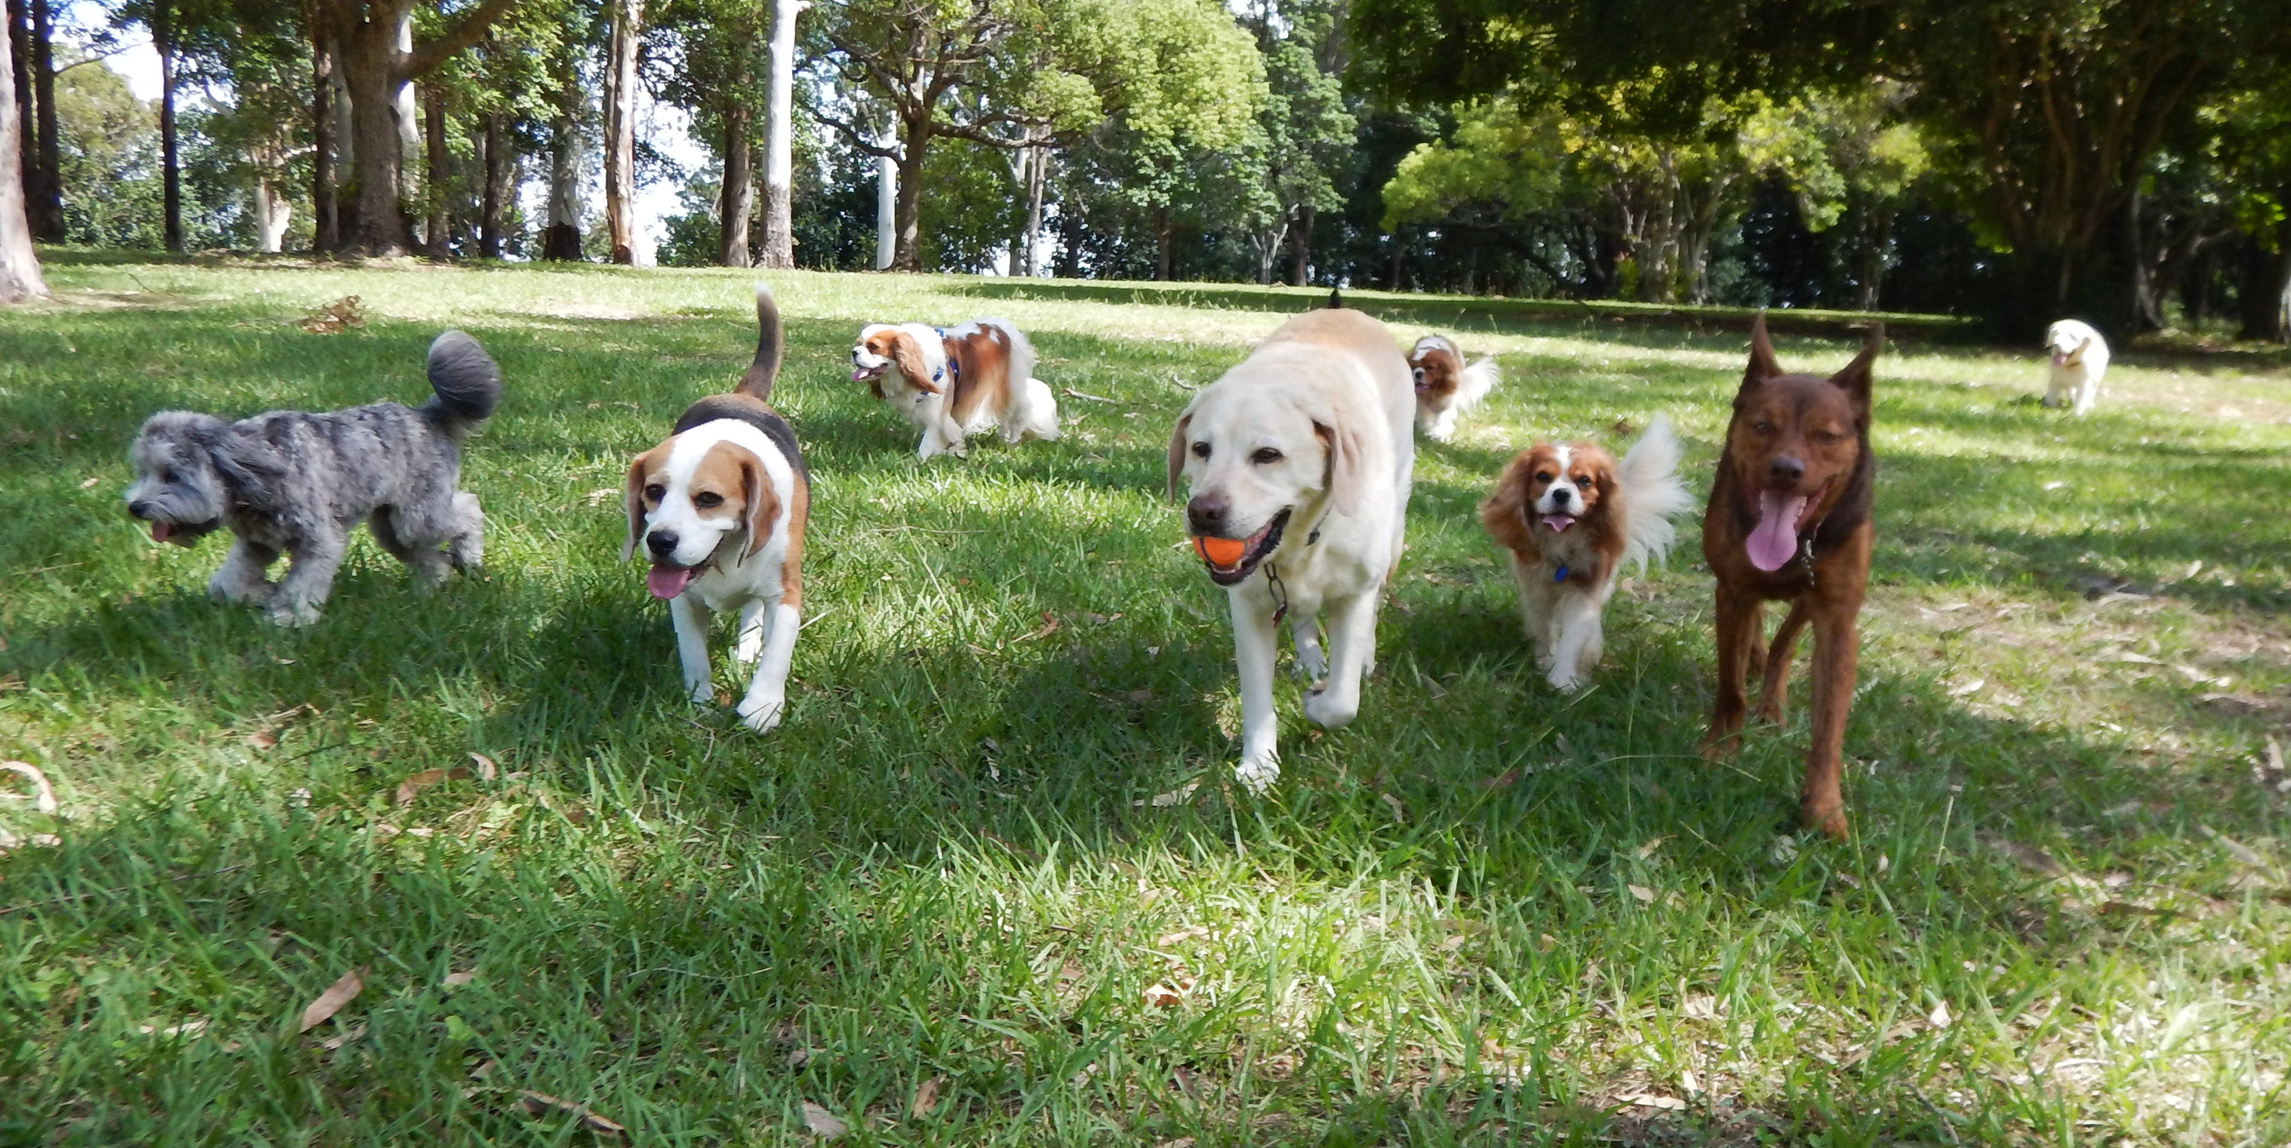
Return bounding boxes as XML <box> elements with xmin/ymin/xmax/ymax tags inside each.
<box><xmin>1292</xmin><ymin>648</ymin><xmax>1326</xmax><ymax>681</ymax></box>
<box><xmin>1234</xmin><ymin>754</ymin><xmax>1280</xmax><ymax>795</ymax></box>
<box><xmin>686</xmin><ymin>679</ymin><xmax>715</xmax><ymax>705</ymax></box>
<box><xmin>737</xmin><ymin>694</ymin><xmax>785</xmax><ymax>734</ymax></box>
<box><xmin>1545</xmin><ymin>667</ymin><xmax>1584</xmax><ymax>692</ymax></box>
<box><xmin>1302</xmin><ymin>685</ymin><xmax>1358</xmax><ymax>729</ymax></box>
<box><xmin>266</xmin><ymin>601</ymin><xmax>320</xmax><ymax>627</ymax></box>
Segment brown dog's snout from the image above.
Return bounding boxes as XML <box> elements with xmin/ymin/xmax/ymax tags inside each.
<box><xmin>1186</xmin><ymin>493</ymin><xmax>1230</xmax><ymax>535</ymax></box>
<box><xmin>1767</xmin><ymin>455</ymin><xmax>1806</xmax><ymax>484</ymax></box>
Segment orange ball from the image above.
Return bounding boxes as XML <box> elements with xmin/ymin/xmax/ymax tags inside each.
<box><xmin>1194</xmin><ymin>535</ymin><xmax>1246</xmax><ymax>566</ymax></box>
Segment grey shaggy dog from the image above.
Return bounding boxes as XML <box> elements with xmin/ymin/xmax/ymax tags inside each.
<box><xmin>124</xmin><ymin>331</ymin><xmax>503</xmax><ymax>626</ymax></box>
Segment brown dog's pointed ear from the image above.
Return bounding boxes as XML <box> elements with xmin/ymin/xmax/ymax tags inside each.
<box><xmin>1314</xmin><ymin>419</ymin><xmax>1365</xmax><ymax>518</ymax></box>
<box><xmin>891</xmin><ymin>331</ymin><xmax>937</xmax><ymax>395</ymax></box>
<box><xmin>1165</xmin><ymin>412</ymin><xmax>1192</xmax><ymax>499</ymax></box>
<box><xmin>1831</xmin><ymin>323</ymin><xmax>1882</xmax><ymax>416</ymax></box>
<box><xmin>1742</xmin><ymin>311</ymin><xmax>1781</xmax><ymax>392</ymax></box>
<box><xmin>622</xmin><ymin>455</ymin><xmax>650</xmax><ymax>563</ymax></box>
<box><xmin>739</xmin><ymin>451</ymin><xmax>781</xmax><ymax>560</ymax></box>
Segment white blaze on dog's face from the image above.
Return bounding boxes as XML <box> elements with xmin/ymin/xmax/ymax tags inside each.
<box><xmin>1169</xmin><ymin>384</ymin><xmax>1356</xmax><ymax>586</ymax></box>
<box><xmin>625</xmin><ymin>433</ymin><xmax>779</xmax><ymax>599</ymax></box>
<box><xmin>2046</xmin><ymin>321</ymin><xmax>2091</xmax><ymax>366</ymax></box>
<box><xmin>123</xmin><ymin>411</ymin><xmax>232</xmax><ymax>546</ymax></box>
<box><xmin>1519</xmin><ymin>442</ymin><xmax>1614</xmax><ymax>534</ymax></box>
<box><xmin>850</xmin><ymin>324</ymin><xmax>928</xmax><ymax>391</ymax></box>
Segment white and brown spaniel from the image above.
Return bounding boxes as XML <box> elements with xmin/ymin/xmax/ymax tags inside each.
<box><xmin>1407</xmin><ymin>334</ymin><xmax>1499</xmax><ymax>442</ymax></box>
<box><xmin>849</xmin><ymin>319</ymin><xmax>1059</xmax><ymax>459</ymax></box>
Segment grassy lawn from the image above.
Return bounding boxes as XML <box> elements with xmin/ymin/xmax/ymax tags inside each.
<box><xmin>2</xmin><ymin>254</ymin><xmax>2288</xmax><ymax>1146</ymax></box>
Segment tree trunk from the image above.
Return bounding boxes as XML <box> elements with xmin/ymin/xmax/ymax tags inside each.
<box><xmin>756</xmin><ymin>0</ymin><xmax>798</xmax><ymax>269</ymax></box>
<box><xmin>330</xmin><ymin>47</ymin><xmax>357</xmax><ymax>243</ymax></box>
<box><xmin>480</xmin><ymin>111</ymin><xmax>509</xmax><ymax>258</ymax></box>
<box><xmin>1387</xmin><ymin>226</ymin><xmax>1402</xmax><ymax>291</ymax></box>
<box><xmin>17</xmin><ymin>0</ymin><xmax>59</xmax><ymax>240</ymax></box>
<box><xmin>155</xmin><ymin>0</ymin><xmax>182</xmax><ymax>252</ymax></box>
<box><xmin>873</xmin><ymin>133</ymin><xmax>895</xmax><ymax>270</ymax></box>
<box><xmin>393</xmin><ymin>9</ymin><xmax>418</xmax><ymax>206</ymax></box>
<box><xmin>341</xmin><ymin>24</ymin><xmax>412</xmax><ymax>255</ymax></box>
<box><xmin>718</xmin><ymin>105</ymin><xmax>753</xmax><ymax>267</ymax></box>
<box><xmin>890</xmin><ymin>114</ymin><xmax>926</xmax><ymax>271</ymax></box>
<box><xmin>542</xmin><ymin>106</ymin><xmax>580</xmax><ymax>259</ymax></box>
<box><xmin>1290</xmin><ymin>202</ymin><xmax>1313</xmax><ymax>287</ymax></box>
<box><xmin>603</xmin><ymin>0</ymin><xmax>642</xmax><ymax>264</ymax></box>
<box><xmin>0</xmin><ymin>2</ymin><xmax>43</xmax><ymax>301</ymax></box>
<box><xmin>310</xmin><ymin>18</ymin><xmax>338</xmax><ymax>252</ymax></box>
<box><xmin>252</xmin><ymin>156</ymin><xmax>291</xmax><ymax>252</ymax></box>
<box><xmin>1020</xmin><ymin>142</ymin><xmax>1047</xmax><ymax>277</ymax></box>
<box><xmin>1154</xmin><ymin>205</ymin><xmax>1171</xmax><ymax>281</ymax></box>
<box><xmin>2238</xmin><ymin>222</ymin><xmax>2291</xmax><ymax>344</ymax></box>
<box><xmin>422</xmin><ymin>82</ymin><xmax>451</xmax><ymax>258</ymax></box>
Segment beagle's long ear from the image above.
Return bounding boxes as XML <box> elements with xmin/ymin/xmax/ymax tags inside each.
<box><xmin>1165</xmin><ymin>411</ymin><xmax>1192</xmax><ymax>499</ymax></box>
<box><xmin>1314</xmin><ymin>418</ymin><xmax>1366</xmax><ymax>518</ymax></box>
<box><xmin>1740</xmin><ymin>312</ymin><xmax>1781</xmax><ymax>398</ymax></box>
<box><xmin>739</xmin><ymin>450</ymin><xmax>781</xmax><ymax>560</ymax></box>
<box><xmin>891</xmin><ymin>331</ymin><xmax>937</xmax><ymax>395</ymax></box>
<box><xmin>622</xmin><ymin>455</ymin><xmax>650</xmax><ymax>563</ymax></box>
<box><xmin>1831</xmin><ymin>323</ymin><xmax>1882</xmax><ymax>419</ymax></box>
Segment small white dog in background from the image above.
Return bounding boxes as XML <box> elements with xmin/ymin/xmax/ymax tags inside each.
<box><xmin>1406</xmin><ymin>334</ymin><xmax>1500</xmax><ymax>441</ymax></box>
<box><xmin>2044</xmin><ymin>320</ymin><xmax>2110</xmax><ymax>416</ymax></box>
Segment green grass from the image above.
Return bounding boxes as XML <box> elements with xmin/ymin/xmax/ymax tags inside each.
<box><xmin>3</xmin><ymin>257</ymin><xmax>2288</xmax><ymax>1146</ymax></box>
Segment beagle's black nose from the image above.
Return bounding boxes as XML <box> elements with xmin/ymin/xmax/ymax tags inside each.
<box><xmin>646</xmin><ymin>530</ymin><xmax>680</xmax><ymax>557</ymax></box>
<box><xmin>1186</xmin><ymin>493</ymin><xmax>1229</xmax><ymax>535</ymax></box>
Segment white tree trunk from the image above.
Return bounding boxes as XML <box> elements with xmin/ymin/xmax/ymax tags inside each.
<box><xmin>0</xmin><ymin>6</ymin><xmax>48</xmax><ymax>301</ymax></box>
<box><xmin>392</xmin><ymin>9</ymin><xmax>418</xmax><ymax>203</ymax></box>
<box><xmin>757</xmin><ymin>0</ymin><xmax>801</xmax><ymax>269</ymax></box>
<box><xmin>874</xmin><ymin>127</ymin><xmax>896</xmax><ymax>271</ymax></box>
<box><xmin>603</xmin><ymin>0</ymin><xmax>643</xmax><ymax>264</ymax></box>
<box><xmin>253</xmin><ymin>174</ymin><xmax>292</xmax><ymax>252</ymax></box>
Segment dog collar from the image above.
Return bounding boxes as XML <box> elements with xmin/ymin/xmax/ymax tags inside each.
<box><xmin>1554</xmin><ymin>564</ymin><xmax>1569</xmax><ymax>583</ymax></box>
<box><xmin>931</xmin><ymin>329</ymin><xmax>960</xmax><ymax>386</ymax></box>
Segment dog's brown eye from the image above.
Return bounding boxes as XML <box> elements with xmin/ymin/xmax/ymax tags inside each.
<box><xmin>693</xmin><ymin>492</ymin><xmax>724</xmax><ymax>509</ymax></box>
<box><xmin>1251</xmin><ymin>448</ymin><xmax>1283</xmax><ymax>465</ymax></box>
<box><xmin>1752</xmin><ymin>420</ymin><xmax>1775</xmax><ymax>434</ymax></box>
<box><xmin>1534</xmin><ymin>471</ymin><xmax>1553</xmax><ymax>483</ymax></box>
<box><xmin>1191</xmin><ymin>442</ymin><xmax>1210</xmax><ymax>459</ymax></box>
<box><xmin>644</xmin><ymin>484</ymin><xmax>666</xmax><ymax>503</ymax></box>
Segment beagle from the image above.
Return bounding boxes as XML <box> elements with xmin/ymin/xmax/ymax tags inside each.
<box><xmin>624</xmin><ymin>286</ymin><xmax>811</xmax><ymax>732</ymax></box>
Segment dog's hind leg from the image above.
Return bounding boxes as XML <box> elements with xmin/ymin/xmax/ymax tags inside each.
<box><xmin>1757</xmin><ymin>601</ymin><xmax>1809</xmax><ymax>723</ymax></box>
<box><xmin>446</xmin><ymin>492</ymin><xmax>484</xmax><ymax>572</ymax></box>
<box><xmin>268</xmin><ymin>528</ymin><xmax>348</xmax><ymax>626</ymax></box>
<box><xmin>208</xmin><ymin>539</ymin><xmax>279</xmax><ymax>604</ymax></box>
<box><xmin>1702</xmin><ymin>585</ymin><xmax>1763</xmax><ymax>756</ymax></box>
<box><xmin>670</xmin><ymin>593</ymin><xmax>717</xmax><ymax>704</ymax></box>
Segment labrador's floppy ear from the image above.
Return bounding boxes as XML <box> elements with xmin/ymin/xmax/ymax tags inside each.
<box><xmin>739</xmin><ymin>449</ymin><xmax>781</xmax><ymax>560</ymax></box>
<box><xmin>1165</xmin><ymin>411</ymin><xmax>1193</xmax><ymax>499</ymax></box>
<box><xmin>1830</xmin><ymin>322</ymin><xmax>1882</xmax><ymax>422</ymax></box>
<box><xmin>1739</xmin><ymin>312</ymin><xmax>1781</xmax><ymax>401</ymax></box>
<box><xmin>1313</xmin><ymin>417</ymin><xmax>1367</xmax><ymax>518</ymax></box>
<box><xmin>890</xmin><ymin>330</ymin><xmax>937</xmax><ymax>395</ymax></box>
<box><xmin>621</xmin><ymin>454</ymin><xmax>651</xmax><ymax>563</ymax></box>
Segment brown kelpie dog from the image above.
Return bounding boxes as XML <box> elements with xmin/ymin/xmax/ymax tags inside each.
<box><xmin>1702</xmin><ymin>315</ymin><xmax>1881</xmax><ymax>839</ymax></box>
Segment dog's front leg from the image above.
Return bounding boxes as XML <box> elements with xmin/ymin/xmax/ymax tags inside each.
<box><xmin>1289</xmin><ymin>612</ymin><xmax>1326</xmax><ymax>681</ymax></box>
<box><xmin>735</xmin><ymin>601</ymin><xmax>800</xmax><ymax>734</ymax></box>
<box><xmin>1230</xmin><ymin>587</ymin><xmax>1282</xmax><ymax>794</ymax></box>
<box><xmin>1801</xmin><ymin>600</ymin><xmax>1859</xmax><ymax>839</ymax></box>
<box><xmin>1303</xmin><ymin>591</ymin><xmax>1376</xmax><ymax>730</ymax></box>
<box><xmin>2073</xmin><ymin>378</ymin><xmax>2098</xmax><ymax>417</ymax></box>
<box><xmin>268</xmin><ymin>530</ymin><xmax>348</xmax><ymax>626</ymax></box>
<box><xmin>670</xmin><ymin>593</ymin><xmax>716</xmax><ymax>704</ymax></box>
<box><xmin>734</xmin><ymin>601</ymin><xmax>767</xmax><ymax>665</ymax></box>
<box><xmin>208</xmin><ymin>539</ymin><xmax>279</xmax><ymax>604</ymax></box>
<box><xmin>1544</xmin><ymin>590</ymin><xmax>1604</xmax><ymax>691</ymax></box>
<box><xmin>1702</xmin><ymin>584</ymin><xmax>1763</xmax><ymax>756</ymax></box>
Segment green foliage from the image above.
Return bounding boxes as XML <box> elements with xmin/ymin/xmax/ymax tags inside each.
<box><xmin>53</xmin><ymin>56</ymin><xmax>168</xmax><ymax>249</ymax></box>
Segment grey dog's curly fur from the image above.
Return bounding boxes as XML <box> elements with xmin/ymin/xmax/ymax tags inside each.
<box><xmin>123</xmin><ymin>331</ymin><xmax>503</xmax><ymax>626</ymax></box>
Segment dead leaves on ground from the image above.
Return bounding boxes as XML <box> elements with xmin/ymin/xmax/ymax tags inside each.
<box><xmin>298</xmin><ymin>966</ymin><xmax>365</xmax><ymax>1033</ymax></box>
<box><xmin>800</xmin><ymin>1100</ymin><xmax>848</xmax><ymax>1138</ymax></box>
<box><xmin>0</xmin><ymin>761</ymin><xmax>58</xmax><ymax>813</ymax></box>
<box><xmin>909</xmin><ymin>1076</ymin><xmax>944</xmax><ymax>1118</ymax></box>
<box><xmin>394</xmin><ymin>754</ymin><xmax>501</xmax><ymax>805</ymax></box>
<box><xmin>297</xmin><ymin>295</ymin><xmax>366</xmax><ymax>334</ymax></box>
<box><xmin>519</xmin><ymin>1091</ymin><xmax>626</xmax><ymax>1138</ymax></box>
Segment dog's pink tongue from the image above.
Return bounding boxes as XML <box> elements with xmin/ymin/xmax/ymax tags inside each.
<box><xmin>150</xmin><ymin>521</ymin><xmax>172</xmax><ymax>542</ymax></box>
<box><xmin>850</xmin><ymin>367</ymin><xmax>870</xmax><ymax>382</ymax></box>
<box><xmin>1746</xmin><ymin>491</ymin><xmax>1808</xmax><ymax>572</ymax></box>
<box><xmin>1541</xmin><ymin>514</ymin><xmax>1576</xmax><ymax>533</ymax></box>
<box><xmin>2051</xmin><ymin>351</ymin><xmax>2067</xmax><ymax>366</ymax></box>
<box><xmin>646</xmin><ymin>566</ymin><xmax>694</xmax><ymax>599</ymax></box>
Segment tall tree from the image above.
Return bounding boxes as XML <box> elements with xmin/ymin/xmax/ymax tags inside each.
<box><xmin>0</xmin><ymin>0</ymin><xmax>43</xmax><ymax>300</ymax></box>
<box><xmin>654</xmin><ymin>0</ymin><xmax>767</xmax><ymax>266</ymax></box>
<box><xmin>538</xmin><ymin>0</ymin><xmax>589</xmax><ymax>259</ymax></box>
<box><xmin>601</xmin><ymin>0</ymin><xmax>638</xmax><ymax>262</ymax></box>
<box><xmin>755</xmin><ymin>0</ymin><xmax>797</xmax><ymax>267</ymax></box>
<box><xmin>309</xmin><ymin>0</ymin><xmax>522</xmax><ymax>255</ymax></box>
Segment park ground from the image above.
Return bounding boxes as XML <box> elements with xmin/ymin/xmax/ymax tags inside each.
<box><xmin>2</xmin><ymin>254</ymin><xmax>2289</xmax><ymax>1145</ymax></box>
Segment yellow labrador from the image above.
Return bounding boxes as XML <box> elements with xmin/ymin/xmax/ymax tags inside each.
<box><xmin>1168</xmin><ymin>304</ymin><xmax>1416</xmax><ymax>793</ymax></box>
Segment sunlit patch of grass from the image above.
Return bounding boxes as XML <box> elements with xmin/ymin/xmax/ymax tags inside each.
<box><xmin>2</xmin><ymin>258</ymin><xmax>2287</xmax><ymax>1145</ymax></box>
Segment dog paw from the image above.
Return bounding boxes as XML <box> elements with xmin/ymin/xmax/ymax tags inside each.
<box><xmin>266</xmin><ymin>602</ymin><xmax>320</xmax><ymax>627</ymax></box>
<box><xmin>1302</xmin><ymin>686</ymin><xmax>1358</xmax><ymax>729</ymax></box>
<box><xmin>1234</xmin><ymin>754</ymin><xmax>1280</xmax><ymax>795</ymax></box>
<box><xmin>686</xmin><ymin>679</ymin><xmax>716</xmax><ymax>705</ymax></box>
<box><xmin>1292</xmin><ymin>651</ymin><xmax>1325</xmax><ymax>681</ymax></box>
<box><xmin>1800</xmin><ymin>800</ymin><xmax>1849</xmax><ymax>841</ymax></box>
<box><xmin>737</xmin><ymin>694</ymin><xmax>785</xmax><ymax>734</ymax></box>
<box><xmin>1545</xmin><ymin>668</ymin><xmax>1584</xmax><ymax>692</ymax></box>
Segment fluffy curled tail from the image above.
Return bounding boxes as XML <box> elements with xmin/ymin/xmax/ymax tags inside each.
<box><xmin>1615</xmin><ymin>413</ymin><xmax>1692</xmax><ymax>574</ymax></box>
<box><xmin>737</xmin><ymin>283</ymin><xmax>783</xmax><ymax>400</ymax></box>
<box><xmin>1456</xmin><ymin>356</ymin><xmax>1500</xmax><ymax>411</ymax></box>
<box><xmin>422</xmin><ymin>330</ymin><xmax>502</xmax><ymax>436</ymax></box>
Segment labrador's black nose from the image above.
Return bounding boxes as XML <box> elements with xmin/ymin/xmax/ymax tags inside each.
<box><xmin>1186</xmin><ymin>493</ymin><xmax>1229</xmax><ymax>535</ymax></box>
<box><xmin>646</xmin><ymin>530</ymin><xmax>680</xmax><ymax>557</ymax></box>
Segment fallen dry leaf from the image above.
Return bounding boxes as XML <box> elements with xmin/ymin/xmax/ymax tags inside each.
<box><xmin>1621</xmin><ymin>1092</ymin><xmax>1687</xmax><ymax>1111</ymax></box>
<box><xmin>468</xmin><ymin>752</ymin><xmax>499</xmax><ymax>781</ymax></box>
<box><xmin>1928</xmin><ymin>1000</ymin><xmax>1952</xmax><ymax>1028</ymax></box>
<box><xmin>245</xmin><ymin>730</ymin><xmax>279</xmax><ymax>751</ymax></box>
<box><xmin>319</xmin><ymin>1022</ymin><xmax>366</xmax><ymax>1050</ymax></box>
<box><xmin>298</xmin><ymin>967</ymin><xmax>365</xmax><ymax>1032</ymax></box>
<box><xmin>801</xmin><ymin>1100</ymin><xmax>848</xmax><ymax>1138</ymax></box>
<box><xmin>1142</xmin><ymin>978</ymin><xmax>1192</xmax><ymax>1007</ymax></box>
<box><xmin>2200</xmin><ymin>824</ymin><xmax>2267</xmax><ymax>868</ymax></box>
<box><xmin>519</xmin><ymin>1091</ymin><xmax>625</xmax><ymax>1137</ymax></box>
<box><xmin>1682</xmin><ymin>995</ymin><xmax>1721</xmax><ymax>1021</ymax></box>
<box><xmin>1627</xmin><ymin>884</ymin><xmax>1657</xmax><ymax>904</ymax></box>
<box><xmin>1380</xmin><ymin>792</ymin><xmax>1407</xmax><ymax>823</ymax></box>
<box><xmin>298</xmin><ymin>295</ymin><xmax>367</xmax><ymax>334</ymax></box>
<box><xmin>910</xmin><ymin>1075</ymin><xmax>944</xmax><ymax>1118</ymax></box>
<box><xmin>1155</xmin><ymin>925</ymin><xmax>1210</xmax><ymax>947</ymax></box>
<box><xmin>1987</xmin><ymin>838</ymin><xmax>2065</xmax><ymax>876</ymax></box>
<box><xmin>396</xmin><ymin>766</ymin><xmax>474</xmax><ymax>806</ymax></box>
<box><xmin>443</xmin><ymin>970</ymin><xmax>475</xmax><ymax>987</ymax></box>
<box><xmin>0</xmin><ymin>761</ymin><xmax>58</xmax><ymax>814</ymax></box>
<box><xmin>1476</xmin><ymin>768</ymin><xmax>1522</xmax><ymax>790</ymax></box>
<box><xmin>1135</xmin><ymin>781</ymin><xmax>1199</xmax><ymax>808</ymax></box>
<box><xmin>139</xmin><ymin>1019</ymin><xmax>209</xmax><ymax>1037</ymax></box>
<box><xmin>1635</xmin><ymin>835</ymin><xmax>1671</xmax><ymax>861</ymax></box>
